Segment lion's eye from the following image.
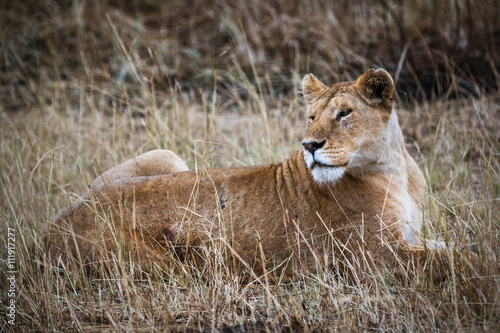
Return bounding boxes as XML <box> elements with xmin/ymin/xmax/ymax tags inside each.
<box><xmin>307</xmin><ymin>115</ymin><xmax>315</xmax><ymax>125</ymax></box>
<box><xmin>336</xmin><ymin>108</ymin><xmax>352</xmax><ymax>121</ymax></box>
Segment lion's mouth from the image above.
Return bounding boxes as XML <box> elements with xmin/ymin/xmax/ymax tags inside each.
<box><xmin>311</xmin><ymin>161</ymin><xmax>349</xmax><ymax>169</ymax></box>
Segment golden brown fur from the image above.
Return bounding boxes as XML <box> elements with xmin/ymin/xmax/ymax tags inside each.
<box><xmin>45</xmin><ymin>69</ymin><xmax>443</xmax><ymax>278</ymax></box>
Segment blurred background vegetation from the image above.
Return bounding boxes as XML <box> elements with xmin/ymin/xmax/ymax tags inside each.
<box><xmin>2</xmin><ymin>0</ymin><xmax>499</xmax><ymax>114</ymax></box>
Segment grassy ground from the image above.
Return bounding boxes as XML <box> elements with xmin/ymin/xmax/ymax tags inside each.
<box><xmin>1</xmin><ymin>0</ymin><xmax>500</xmax><ymax>331</ymax></box>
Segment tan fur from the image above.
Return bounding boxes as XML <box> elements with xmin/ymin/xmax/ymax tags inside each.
<box><xmin>92</xmin><ymin>149</ymin><xmax>189</xmax><ymax>188</ymax></box>
<box><xmin>45</xmin><ymin>69</ymin><xmax>444</xmax><ymax>278</ymax></box>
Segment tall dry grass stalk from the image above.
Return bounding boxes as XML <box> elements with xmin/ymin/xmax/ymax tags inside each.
<box><xmin>1</xmin><ymin>0</ymin><xmax>499</xmax><ymax>331</ymax></box>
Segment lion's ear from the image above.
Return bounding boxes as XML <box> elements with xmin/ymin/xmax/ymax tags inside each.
<box><xmin>302</xmin><ymin>74</ymin><xmax>328</xmax><ymax>104</ymax></box>
<box><xmin>355</xmin><ymin>68</ymin><xmax>395</xmax><ymax>111</ymax></box>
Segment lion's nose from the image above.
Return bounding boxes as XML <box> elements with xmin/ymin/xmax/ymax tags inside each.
<box><xmin>302</xmin><ymin>140</ymin><xmax>326</xmax><ymax>155</ymax></box>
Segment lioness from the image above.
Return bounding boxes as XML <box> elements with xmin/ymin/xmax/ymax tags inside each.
<box><xmin>46</xmin><ymin>69</ymin><xmax>442</xmax><ymax>278</ymax></box>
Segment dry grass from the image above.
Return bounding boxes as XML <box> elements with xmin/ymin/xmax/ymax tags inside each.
<box><xmin>1</xmin><ymin>0</ymin><xmax>500</xmax><ymax>331</ymax></box>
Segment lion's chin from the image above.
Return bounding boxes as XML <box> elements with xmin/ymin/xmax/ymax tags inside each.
<box><xmin>303</xmin><ymin>151</ymin><xmax>348</xmax><ymax>184</ymax></box>
<box><xmin>310</xmin><ymin>164</ymin><xmax>346</xmax><ymax>184</ymax></box>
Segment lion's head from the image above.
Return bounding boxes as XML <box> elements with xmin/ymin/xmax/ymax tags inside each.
<box><xmin>301</xmin><ymin>68</ymin><xmax>398</xmax><ymax>184</ymax></box>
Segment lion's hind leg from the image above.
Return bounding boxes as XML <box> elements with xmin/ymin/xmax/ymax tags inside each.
<box><xmin>92</xmin><ymin>149</ymin><xmax>189</xmax><ymax>188</ymax></box>
<box><xmin>47</xmin><ymin>150</ymin><xmax>189</xmax><ymax>271</ymax></box>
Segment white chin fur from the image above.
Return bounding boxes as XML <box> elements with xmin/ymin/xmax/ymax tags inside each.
<box><xmin>304</xmin><ymin>150</ymin><xmax>346</xmax><ymax>184</ymax></box>
<box><xmin>311</xmin><ymin>165</ymin><xmax>345</xmax><ymax>184</ymax></box>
